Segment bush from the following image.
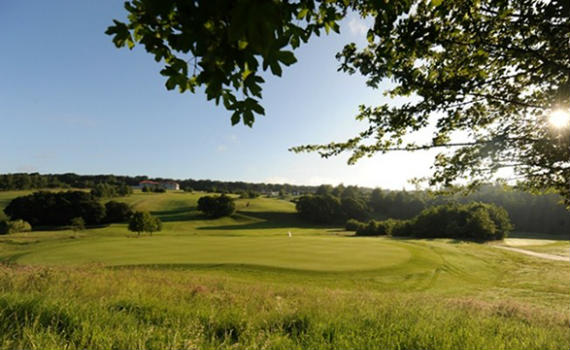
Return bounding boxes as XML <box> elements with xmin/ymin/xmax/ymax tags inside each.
<box><xmin>391</xmin><ymin>219</ymin><xmax>414</xmax><ymax>236</ymax></box>
<box><xmin>105</xmin><ymin>201</ymin><xmax>133</xmax><ymax>223</ymax></box>
<box><xmin>70</xmin><ymin>217</ymin><xmax>85</xmax><ymax>231</ymax></box>
<box><xmin>411</xmin><ymin>202</ymin><xmax>512</xmax><ymax>241</ymax></box>
<box><xmin>0</xmin><ymin>219</ymin><xmax>32</xmax><ymax>235</ymax></box>
<box><xmin>197</xmin><ymin>195</ymin><xmax>236</xmax><ymax>218</ymax></box>
<box><xmin>345</xmin><ymin>219</ymin><xmax>365</xmax><ymax>231</ymax></box>
<box><xmin>356</xmin><ymin>220</ymin><xmax>380</xmax><ymax>236</ymax></box>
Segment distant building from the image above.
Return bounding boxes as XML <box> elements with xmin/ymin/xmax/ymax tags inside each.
<box><xmin>137</xmin><ymin>180</ymin><xmax>180</xmax><ymax>191</ymax></box>
<box><xmin>161</xmin><ymin>181</ymin><xmax>180</xmax><ymax>191</ymax></box>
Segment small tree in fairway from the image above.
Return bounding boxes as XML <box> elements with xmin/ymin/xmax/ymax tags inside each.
<box><xmin>128</xmin><ymin>211</ymin><xmax>162</xmax><ymax>236</ymax></box>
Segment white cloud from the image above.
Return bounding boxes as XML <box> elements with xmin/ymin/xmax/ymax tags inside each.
<box><xmin>307</xmin><ymin>176</ymin><xmax>342</xmax><ymax>186</ymax></box>
<box><xmin>347</xmin><ymin>17</ymin><xmax>368</xmax><ymax>37</ymax></box>
<box><xmin>16</xmin><ymin>165</ymin><xmax>38</xmax><ymax>173</ymax></box>
<box><xmin>216</xmin><ymin>145</ymin><xmax>227</xmax><ymax>152</ymax></box>
<box><xmin>228</xmin><ymin>134</ymin><xmax>239</xmax><ymax>143</ymax></box>
<box><xmin>264</xmin><ymin>176</ymin><xmax>296</xmax><ymax>185</ymax></box>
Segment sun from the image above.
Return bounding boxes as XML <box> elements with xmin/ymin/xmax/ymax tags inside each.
<box><xmin>548</xmin><ymin>109</ymin><xmax>570</xmax><ymax>129</ymax></box>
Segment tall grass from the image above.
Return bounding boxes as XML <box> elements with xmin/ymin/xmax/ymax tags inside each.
<box><xmin>0</xmin><ymin>265</ymin><xmax>567</xmax><ymax>350</ymax></box>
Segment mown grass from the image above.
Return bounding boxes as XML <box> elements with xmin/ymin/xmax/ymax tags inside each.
<box><xmin>0</xmin><ymin>190</ymin><xmax>568</xmax><ymax>349</ymax></box>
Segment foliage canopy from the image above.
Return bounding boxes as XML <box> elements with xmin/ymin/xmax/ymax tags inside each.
<box><xmin>197</xmin><ymin>194</ymin><xmax>236</xmax><ymax>218</ymax></box>
<box><xmin>107</xmin><ymin>0</ymin><xmax>570</xmax><ymax>202</ymax></box>
<box><xmin>128</xmin><ymin>211</ymin><xmax>162</xmax><ymax>235</ymax></box>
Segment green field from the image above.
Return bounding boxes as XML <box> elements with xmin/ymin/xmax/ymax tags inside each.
<box><xmin>0</xmin><ymin>191</ymin><xmax>568</xmax><ymax>349</ymax></box>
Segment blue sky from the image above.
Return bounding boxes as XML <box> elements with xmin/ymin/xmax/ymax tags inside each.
<box><xmin>0</xmin><ymin>1</ymin><xmax>438</xmax><ymax>189</ymax></box>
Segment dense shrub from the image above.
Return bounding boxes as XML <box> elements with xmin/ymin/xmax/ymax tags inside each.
<box><xmin>345</xmin><ymin>218</ymin><xmax>365</xmax><ymax>231</ymax></box>
<box><xmin>356</xmin><ymin>220</ymin><xmax>380</xmax><ymax>236</ymax></box>
<box><xmin>0</xmin><ymin>219</ymin><xmax>32</xmax><ymax>234</ymax></box>
<box><xmin>353</xmin><ymin>202</ymin><xmax>512</xmax><ymax>241</ymax></box>
<box><xmin>413</xmin><ymin>202</ymin><xmax>512</xmax><ymax>240</ymax></box>
<box><xmin>4</xmin><ymin>191</ymin><xmax>105</xmax><ymax>226</ymax></box>
<box><xmin>104</xmin><ymin>201</ymin><xmax>133</xmax><ymax>223</ymax></box>
<box><xmin>197</xmin><ymin>195</ymin><xmax>236</xmax><ymax>218</ymax></box>
<box><xmin>70</xmin><ymin>217</ymin><xmax>85</xmax><ymax>231</ymax></box>
<box><xmin>295</xmin><ymin>195</ymin><xmax>342</xmax><ymax>224</ymax></box>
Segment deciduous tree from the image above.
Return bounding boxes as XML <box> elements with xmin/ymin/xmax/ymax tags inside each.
<box><xmin>108</xmin><ymin>0</ymin><xmax>570</xmax><ymax>203</ymax></box>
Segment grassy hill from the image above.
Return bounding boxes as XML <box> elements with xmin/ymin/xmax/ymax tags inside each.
<box><xmin>0</xmin><ymin>190</ymin><xmax>568</xmax><ymax>349</ymax></box>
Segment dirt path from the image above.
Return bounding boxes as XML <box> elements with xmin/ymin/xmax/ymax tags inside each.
<box><xmin>494</xmin><ymin>245</ymin><xmax>569</xmax><ymax>262</ymax></box>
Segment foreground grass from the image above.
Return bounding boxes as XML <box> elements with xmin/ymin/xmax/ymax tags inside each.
<box><xmin>0</xmin><ymin>191</ymin><xmax>568</xmax><ymax>349</ymax></box>
<box><xmin>0</xmin><ymin>265</ymin><xmax>568</xmax><ymax>350</ymax></box>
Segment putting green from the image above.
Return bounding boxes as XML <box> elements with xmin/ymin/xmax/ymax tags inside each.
<box><xmin>16</xmin><ymin>235</ymin><xmax>423</xmax><ymax>271</ymax></box>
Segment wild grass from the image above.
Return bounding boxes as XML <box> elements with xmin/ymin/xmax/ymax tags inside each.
<box><xmin>0</xmin><ymin>265</ymin><xmax>568</xmax><ymax>350</ymax></box>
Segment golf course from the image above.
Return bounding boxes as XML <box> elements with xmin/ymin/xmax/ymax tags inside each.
<box><xmin>0</xmin><ymin>190</ymin><xmax>568</xmax><ymax>349</ymax></box>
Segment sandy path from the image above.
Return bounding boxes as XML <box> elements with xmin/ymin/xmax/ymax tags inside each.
<box><xmin>494</xmin><ymin>245</ymin><xmax>569</xmax><ymax>262</ymax></box>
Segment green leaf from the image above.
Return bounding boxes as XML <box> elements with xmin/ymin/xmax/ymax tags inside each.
<box><xmin>237</xmin><ymin>40</ymin><xmax>248</xmax><ymax>50</ymax></box>
<box><xmin>277</xmin><ymin>51</ymin><xmax>297</xmax><ymax>66</ymax></box>
<box><xmin>231</xmin><ymin>111</ymin><xmax>240</xmax><ymax>125</ymax></box>
<box><xmin>269</xmin><ymin>62</ymin><xmax>283</xmax><ymax>76</ymax></box>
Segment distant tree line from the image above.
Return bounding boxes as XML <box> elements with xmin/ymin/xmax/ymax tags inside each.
<box><xmin>142</xmin><ymin>186</ymin><xmax>166</xmax><ymax>193</ymax></box>
<box><xmin>296</xmin><ymin>184</ymin><xmax>569</xmax><ymax>236</ymax></box>
<box><xmin>0</xmin><ymin>173</ymin><xmax>318</xmax><ymax>194</ymax></box>
<box><xmin>347</xmin><ymin>202</ymin><xmax>512</xmax><ymax>241</ymax></box>
<box><xmin>91</xmin><ymin>183</ymin><xmax>133</xmax><ymax>198</ymax></box>
<box><xmin>3</xmin><ymin>191</ymin><xmax>133</xmax><ymax>229</ymax></box>
<box><xmin>1</xmin><ymin>173</ymin><xmax>568</xmax><ymax>236</ymax></box>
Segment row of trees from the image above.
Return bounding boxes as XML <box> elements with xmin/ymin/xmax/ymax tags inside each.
<box><xmin>142</xmin><ymin>186</ymin><xmax>166</xmax><ymax>193</ymax></box>
<box><xmin>0</xmin><ymin>173</ymin><xmax>145</xmax><ymax>191</ymax></box>
<box><xmin>91</xmin><ymin>183</ymin><xmax>133</xmax><ymax>198</ymax></box>
<box><xmin>347</xmin><ymin>203</ymin><xmax>513</xmax><ymax>241</ymax></box>
<box><xmin>3</xmin><ymin>191</ymin><xmax>133</xmax><ymax>227</ymax></box>
<box><xmin>0</xmin><ymin>173</ymin><xmax>318</xmax><ymax>195</ymax></box>
<box><xmin>298</xmin><ymin>184</ymin><xmax>569</xmax><ymax>236</ymax></box>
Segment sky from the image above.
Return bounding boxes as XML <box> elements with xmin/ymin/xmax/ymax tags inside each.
<box><xmin>0</xmin><ymin>1</ymin><xmax>441</xmax><ymax>189</ymax></box>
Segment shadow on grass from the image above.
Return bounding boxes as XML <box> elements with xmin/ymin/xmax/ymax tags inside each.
<box><xmin>108</xmin><ymin>262</ymin><xmax>388</xmax><ymax>277</ymax></box>
<box><xmin>347</xmin><ymin>234</ymin><xmax>497</xmax><ymax>244</ymax></box>
<box><xmin>149</xmin><ymin>207</ymin><xmax>207</xmax><ymax>222</ymax></box>
<box><xmin>507</xmin><ymin>231</ymin><xmax>570</xmax><ymax>241</ymax></box>
<box><xmin>198</xmin><ymin>211</ymin><xmax>333</xmax><ymax>230</ymax></box>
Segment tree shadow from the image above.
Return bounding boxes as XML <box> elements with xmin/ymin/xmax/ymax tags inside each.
<box><xmin>507</xmin><ymin>231</ymin><xmax>570</xmax><ymax>241</ymax></box>
<box><xmin>198</xmin><ymin>211</ymin><xmax>333</xmax><ymax>230</ymax></box>
<box><xmin>150</xmin><ymin>207</ymin><xmax>205</xmax><ymax>222</ymax></box>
